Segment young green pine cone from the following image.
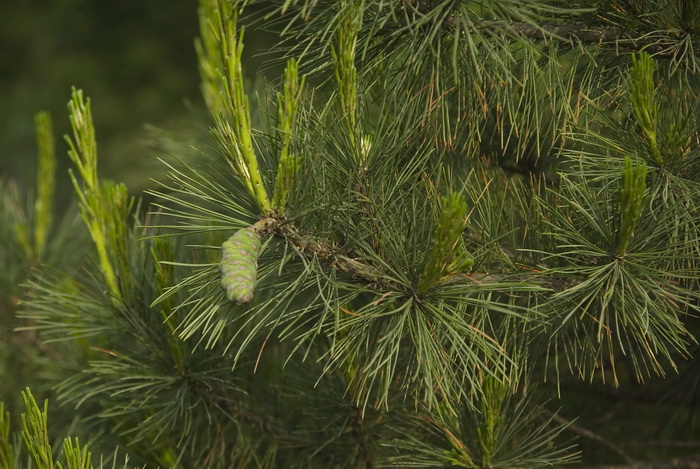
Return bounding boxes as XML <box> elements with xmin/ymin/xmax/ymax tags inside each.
<box><xmin>219</xmin><ymin>227</ymin><xmax>261</xmax><ymax>304</ymax></box>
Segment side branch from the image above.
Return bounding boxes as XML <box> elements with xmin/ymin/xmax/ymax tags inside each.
<box><xmin>491</xmin><ymin>22</ymin><xmax>623</xmax><ymax>43</ymax></box>
<box><xmin>580</xmin><ymin>455</ymin><xmax>700</xmax><ymax>469</ymax></box>
<box><xmin>250</xmin><ymin>217</ymin><xmax>386</xmax><ymax>285</ymax></box>
<box><xmin>544</xmin><ymin>410</ymin><xmax>635</xmax><ymax>464</ymax></box>
<box><xmin>408</xmin><ymin>2</ymin><xmax>675</xmax><ymax>53</ymax></box>
<box><xmin>410</xmin><ymin>2</ymin><xmax>691</xmax><ymax>56</ymax></box>
<box><xmin>250</xmin><ymin>217</ymin><xmax>572</xmax><ymax>292</ymax></box>
<box><xmin>481</xmin><ymin>21</ymin><xmax>683</xmax><ymax>56</ymax></box>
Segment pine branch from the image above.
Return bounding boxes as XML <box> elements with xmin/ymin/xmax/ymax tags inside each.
<box><xmin>632</xmin><ymin>440</ymin><xmax>700</xmax><ymax>449</ymax></box>
<box><xmin>248</xmin><ymin>216</ymin><xmax>563</xmax><ymax>294</ymax></box>
<box><xmin>468</xmin><ymin>21</ymin><xmax>698</xmax><ymax>57</ymax></box>
<box><xmin>350</xmin><ymin>405</ymin><xmax>375</xmax><ymax>469</ymax></box>
<box><xmin>247</xmin><ymin>217</ymin><xmax>386</xmax><ymax>286</ymax></box>
<box><xmin>579</xmin><ymin>456</ymin><xmax>700</xmax><ymax>469</ymax></box>
<box><xmin>222</xmin><ymin>402</ymin><xmax>295</xmax><ymax>440</ymax></box>
<box><xmin>21</xmin><ymin>389</ymin><xmax>54</xmax><ymax>469</ymax></box>
<box><xmin>20</xmin><ymin>1</ymin><xmax>696</xmax><ymax>465</ymax></box>
<box><xmin>544</xmin><ymin>410</ymin><xmax>634</xmax><ymax>465</ymax></box>
<box><xmin>272</xmin><ymin>58</ymin><xmax>305</xmax><ymax>213</ymax></box>
<box><xmin>406</xmin><ymin>0</ymin><xmax>696</xmax><ymax>55</ymax></box>
<box><xmin>204</xmin><ymin>0</ymin><xmax>272</xmax><ymax>214</ymax></box>
<box><xmin>488</xmin><ymin>22</ymin><xmax>623</xmax><ymax>43</ymax></box>
<box><xmin>451</xmin><ymin>19</ymin><xmax>695</xmax><ymax>57</ymax></box>
<box><xmin>66</xmin><ymin>88</ymin><xmax>133</xmax><ymax>303</ymax></box>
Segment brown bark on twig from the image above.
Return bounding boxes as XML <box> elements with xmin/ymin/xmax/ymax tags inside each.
<box><xmin>252</xmin><ymin>216</ymin><xmax>575</xmax><ymax>294</ymax></box>
<box><xmin>545</xmin><ymin>411</ymin><xmax>700</xmax><ymax>468</ymax></box>
<box><xmin>579</xmin><ymin>455</ymin><xmax>700</xmax><ymax>468</ymax></box>
<box><xmin>544</xmin><ymin>410</ymin><xmax>636</xmax><ymax>464</ymax></box>
<box><xmin>486</xmin><ymin>21</ymin><xmax>624</xmax><ymax>43</ymax></box>
<box><xmin>633</xmin><ymin>440</ymin><xmax>700</xmax><ymax>449</ymax></box>
<box><xmin>483</xmin><ymin>21</ymin><xmax>674</xmax><ymax>55</ymax></box>
<box><xmin>407</xmin><ymin>1</ymin><xmax>694</xmax><ymax>55</ymax></box>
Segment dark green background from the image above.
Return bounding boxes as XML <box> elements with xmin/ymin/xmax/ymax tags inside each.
<box><xmin>0</xmin><ymin>0</ymin><xmax>277</xmax><ymax>197</ymax></box>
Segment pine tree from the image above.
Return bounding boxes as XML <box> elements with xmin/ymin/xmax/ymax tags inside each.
<box><xmin>2</xmin><ymin>0</ymin><xmax>700</xmax><ymax>467</ymax></box>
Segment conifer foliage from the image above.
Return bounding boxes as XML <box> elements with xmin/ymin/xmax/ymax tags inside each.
<box><xmin>2</xmin><ymin>0</ymin><xmax>700</xmax><ymax>467</ymax></box>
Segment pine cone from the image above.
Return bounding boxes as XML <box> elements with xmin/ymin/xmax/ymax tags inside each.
<box><xmin>219</xmin><ymin>227</ymin><xmax>261</xmax><ymax>304</ymax></box>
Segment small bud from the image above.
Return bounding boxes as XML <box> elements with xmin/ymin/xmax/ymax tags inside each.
<box><xmin>360</xmin><ymin>135</ymin><xmax>372</xmax><ymax>161</ymax></box>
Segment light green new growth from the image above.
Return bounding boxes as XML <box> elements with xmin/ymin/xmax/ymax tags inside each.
<box><xmin>59</xmin><ymin>438</ymin><xmax>92</xmax><ymax>469</ymax></box>
<box><xmin>418</xmin><ymin>191</ymin><xmax>471</xmax><ymax>293</ymax></box>
<box><xmin>195</xmin><ymin>0</ymin><xmax>225</xmax><ymax>115</ymax></box>
<box><xmin>33</xmin><ymin>111</ymin><xmax>56</xmax><ymax>259</ymax></box>
<box><xmin>151</xmin><ymin>238</ymin><xmax>186</xmax><ymax>372</ymax></box>
<box><xmin>11</xmin><ymin>191</ymin><xmax>33</xmax><ymax>261</ymax></box>
<box><xmin>272</xmin><ymin>58</ymin><xmax>306</xmax><ymax>212</ymax></box>
<box><xmin>220</xmin><ymin>227</ymin><xmax>262</xmax><ymax>304</ymax></box>
<box><xmin>628</xmin><ymin>52</ymin><xmax>662</xmax><ymax>165</ymax></box>
<box><xmin>66</xmin><ymin>88</ymin><xmax>132</xmax><ymax>303</ymax></box>
<box><xmin>331</xmin><ymin>0</ymin><xmax>362</xmax><ymax>159</ymax></box>
<box><xmin>21</xmin><ymin>388</ymin><xmax>54</xmax><ymax>469</ymax></box>
<box><xmin>11</xmin><ymin>111</ymin><xmax>57</xmax><ymax>261</ymax></box>
<box><xmin>618</xmin><ymin>156</ymin><xmax>648</xmax><ymax>256</ymax></box>
<box><xmin>20</xmin><ymin>389</ymin><xmax>98</xmax><ymax>469</ymax></box>
<box><xmin>478</xmin><ymin>377</ymin><xmax>508</xmax><ymax>467</ymax></box>
<box><xmin>206</xmin><ymin>0</ymin><xmax>271</xmax><ymax>214</ymax></box>
<box><xmin>0</xmin><ymin>403</ymin><xmax>13</xmax><ymax>469</ymax></box>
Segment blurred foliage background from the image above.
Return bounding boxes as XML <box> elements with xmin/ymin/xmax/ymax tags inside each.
<box><xmin>0</xmin><ymin>0</ymin><xmax>278</xmax><ymax>196</ymax></box>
